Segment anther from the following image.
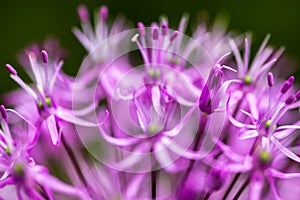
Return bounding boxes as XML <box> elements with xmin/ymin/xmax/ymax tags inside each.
<box><xmin>100</xmin><ymin>6</ymin><xmax>108</xmax><ymax>21</ymax></box>
<box><xmin>281</xmin><ymin>80</ymin><xmax>292</xmax><ymax>94</ymax></box>
<box><xmin>295</xmin><ymin>90</ymin><xmax>300</xmax><ymax>100</ymax></box>
<box><xmin>288</xmin><ymin>76</ymin><xmax>295</xmax><ymax>84</ymax></box>
<box><xmin>170</xmin><ymin>31</ymin><xmax>178</xmax><ymax>42</ymax></box>
<box><xmin>5</xmin><ymin>64</ymin><xmax>17</xmax><ymax>75</ymax></box>
<box><xmin>161</xmin><ymin>23</ymin><xmax>168</xmax><ymax>36</ymax></box>
<box><xmin>0</xmin><ymin>105</ymin><xmax>7</xmax><ymax>120</ymax></box>
<box><xmin>137</xmin><ymin>22</ymin><xmax>145</xmax><ymax>37</ymax></box>
<box><xmin>267</xmin><ymin>72</ymin><xmax>274</xmax><ymax>87</ymax></box>
<box><xmin>285</xmin><ymin>94</ymin><xmax>296</xmax><ymax>105</ymax></box>
<box><xmin>77</xmin><ymin>5</ymin><xmax>89</xmax><ymax>23</ymax></box>
<box><xmin>41</xmin><ymin>50</ymin><xmax>48</xmax><ymax>64</ymax></box>
<box><xmin>152</xmin><ymin>27</ymin><xmax>159</xmax><ymax>40</ymax></box>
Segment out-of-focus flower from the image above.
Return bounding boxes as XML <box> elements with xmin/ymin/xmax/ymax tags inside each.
<box><xmin>5</xmin><ymin>42</ymin><xmax>99</xmax><ymax>146</ymax></box>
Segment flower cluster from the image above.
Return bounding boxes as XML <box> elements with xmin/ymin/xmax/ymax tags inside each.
<box><xmin>1</xmin><ymin>5</ymin><xmax>300</xmax><ymax>200</ymax></box>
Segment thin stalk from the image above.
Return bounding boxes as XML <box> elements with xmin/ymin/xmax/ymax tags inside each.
<box><xmin>202</xmin><ymin>192</ymin><xmax>211</xmax><ymax>200</ymax></box>
<box><xmin>61</xmin><ymin>134</ymin><xmax>88</xmax><ymax>186</ymax></box>
<box><xmin>222</xmin><ymin>173</ymin><xmax>241</xmax><ymax>200</ymax></box>
<box><xmin>151</xmin><ymin>169</ymin><xmax>157</xmax><ymax>199</ymax></box>
<box><xmin>181</xmin><ymin>114</ymin><xmax>208</xmax><ymax>187</ymax></box>
<box><xmin>232</xmin><ymin>177</ymin><xmax>249</xmax><ymax>200</ymax></box>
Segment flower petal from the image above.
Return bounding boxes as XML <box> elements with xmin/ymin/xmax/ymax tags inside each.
<box><xmin>271</xmin><ymin>136</ymin><xmax>300</xmax><ymax>163</ymax></box>
<box><xmin>249</xmin><ymin>173</ymin><xmax>264</xmax><ymax>200</ymax></box>
<box><xmin>46</xmin><ymin>116</ymin><xmax>59</xmax><ymax>146</ymax></box>
<box><xmin>163</xmin><ymin>106</ymin><xmax>196</xmax><ymax>137</ymax></box>
<box><xmin>269</xmin><ymin>168</ymin><xmax>300</xmax><ymax>179</ymax></box>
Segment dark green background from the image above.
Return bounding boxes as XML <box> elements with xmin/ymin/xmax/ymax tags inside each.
<box><xmin>1</xmin><ymin>0</ymin><xmax>300</xmax><ymax>94</ymax></box>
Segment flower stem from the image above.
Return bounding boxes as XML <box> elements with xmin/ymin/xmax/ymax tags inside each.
<box><xmin>181</xmin><ymin>114</ymin><xmax>208</xmax><ymax>188</ymax></box>
<box><xmin>222</xmin><ymin>173</ymin><xmax>241</xmax><ymax>200</ymax></box>
<box><xmin>150</xmin><ymin>147</ymin><xmax>157</xmax><ymax>200</ymax></box>
<box><xmin>61</xmin><ymin>134</ymin><xmax>88</xmax><ymax>186</ymax></box>
<box><xmin>151</xmin><ymin>169</ymin><xmax>158</xmax><ymax>199</ymax></box>
<box><xmin>202</xmin><ymin>192</ymin><xmax>211</xmax><ymax>200</ymax></box>
<box><xmin>232</xmin><ymin>177</ymin><xmax>249</xmax><ymax>200</ymax></box>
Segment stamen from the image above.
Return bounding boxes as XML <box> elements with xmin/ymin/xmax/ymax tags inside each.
<box><xmin>267</xmin><ymin>72</ymin><xmax>274</xmax><ymax>87</ymax></box>
<box><xmin>131</xmin><ymin>34</ymin><xmax>139</xmax><ymax>42</ymax></box>
<box><xmin>100</xmin><ymin>6</ymin><xmax>108</xmax><ymax>21</ymax></box>
<box><xmin>41</xmin><ymin>50</ymin><xmax>48</xmax><ymax>63</ymax></box>
<box><xmin>280</xmin><ymin>80</ymin><xmax>292</xmax><ymax>94</ymax></box>
<box><xmin>41</xmin><ymin>50</ymin><xmax>49</xmax><ymax>92</ymax></box>
<box><xmin>152</xmin><ymin>27</ymin><xmax>159</xmax><ymax>40</ymax></box>
<box><xmin>296</xmin><ymin>90</ymin><xmax>300</xmax><ymax>100</ymax></box>
<box><xmin>131</xmin><ymin>34</ymin><xmax>150</xmax><ymax>65</ymax></box>
<box><xmin>285</xmin><ymin>94</ymin><xmax>296</xmax><ymax>105</ymax></box>
<box><xmin>161</xmin><ymin>23</ymin><xmax>168</xmax><ymax>36</ymax></box>
<box><xmin>5</xmin><ymin>64</ymin><xmax>17</xmax><ymax>75</ymax></box>
<box><xmin>170</xmin><ymin>31</ymin><xmax>178</xmax><ymax>42</ymax></box>
<box><xmin>137</xmin><ymin>22</ymin><xmax>145</xmax><ymax>37</ymax></box>
<box><xmin>77</xmin><ymin>5</ymin><xmax>89</xmax><ymax>23</ymax></box>
<box><xmin>0</xmin><ymin>105</ymin><xmax>7</xmax><ymax>120</ymax></box>
<box><xmin>29</xmin><ymin>52</ymin><xmax>43</xmax><ymax>88</ymax></box>
<box><xmin>288</xmin><ymin>76</ymin><xmax>295</xmax><ymax>84</ymax></box>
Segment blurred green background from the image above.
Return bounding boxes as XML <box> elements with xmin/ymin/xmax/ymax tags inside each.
<box><xmin>0</xmin><ymin>0</ymin><xmax>300</xmax><ymax>95</ymax></box>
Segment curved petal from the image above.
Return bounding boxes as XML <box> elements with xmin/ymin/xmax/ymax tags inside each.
<box><xmin>161</xmin><ymin>137</ymin><xmax>206</xmax><ymax>160</ymax></box>
<box><xmin>163</xmin><ymin>106</ymin><xmax>196</xmax><ymax>137</ymax></box>
<box><xmin>46</xmin><ymin>116</ymin><xmax>59</xmax><ymax>146</ymax></box>
<box><xmin>269</xmin><ymin>168</ymin><xmax>300</xmax><ymax>179</ymax></box>
<box><xmin>116</xmin><ymin>143</ymin><xmax>150</xmax><ymax>170</ymax></box>
<box><xmin>0</xmin><ymin>177</ymin><xmax>15</xmax><ymax>188</ymax></box>
<box><xmin>98</xmin><ymin>125</ymin><xmax>142</xmax><ymax>147</ymax></box>
<box><xmin>249</xmin><ymin>173</ymin><xmax>264</xmax><ymax>200</ymax></box>
<box><xmin>238</xmin><ymin>129</ymin><xmax>259</xmax><ymax>140</ymax></box>
<box><xmin>213</xmin><ymin>138</ymin><xmax>245</xmax><ymax>162</ymax></box>
<box><xmin>226</xmin><ymin>95</ymin><xmax>256</xmax><ymax>129</ymax></box>
<box><xmin>271</xmin><ymin>136</ymin><xmax>300</xmax><ymax>163</ymax></box>
<box><xmin>267</xmin><ymin>176</ymin><xmax>282</xmax><ymax>200</ymax></box>
<box><xmin>153</xmin><ymin>142</ymin><xmax>181</xmax><ymax>173</ymax></box>
<box><xmin>56</xmin><ymin>107</ymin><xmax>105</xmax><ymax>127</ymax></box>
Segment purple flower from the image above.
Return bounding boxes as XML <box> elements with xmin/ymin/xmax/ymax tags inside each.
<box><xmin>5</xmin><ymin>42</ymin><xmax>100</xmax><ymax>146</ymax></box>
<box><xmin>0</xmin><ymin>106</ymin><xmax>89</xmax><ymax>200</ymax></box>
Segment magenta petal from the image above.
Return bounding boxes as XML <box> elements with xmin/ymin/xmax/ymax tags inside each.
<box><xmin>271</xmin><ymin>136</ymin><xmax>300</xmax><ymax>163</ymax></box>
<box><xmin>154</xmin><ymin>142</ymin><xmax>180</xmax><ymax>173</ymax></box>
<box><xmin>249</xmin><ymin>173</ymin><xmax>264</xmax><ymax>200</ymax></box>
<box><xmin>163</xmin><ymin>106</ymin><xmax>196</xmax><ymax>137</ymax></box>
<box><xmin>269</xmin><ymin>168</ymin><xmax>300</xmax><ymax>179</ymax></box>
<box><xmin>33</xmin><ymin>166</ymin><xmax>89</xmax><ymax>199</ymax></box>
<box><xmin>238</xmin><ymin>129</ymin><xmax>259</xmax><ymax>140</ymax></box>
<box><xmin>161</xmin><ymin>137</ymin><xmax>206</xmax><ymax>160</ymax></box>
<box><xmin>46</xmin><ymin>116</ymin><xmax>59</xmax><ymax>146</ymax></box>
<box><xmin>0</xmin><ymin>177</ymin><xmax>15</xmax><ymax>188</ymax></box>
<box><xmin>56</xmin><ymin>107</ymin><xmax>99</xmax><ymax>127</ymax></box>
<box><xmin>98</xmin><ymin>125</ymin><xmax>142</xmax><ymax>147</ymax></box>
<box><xmin>267</xmin><ymin>176</ymin><xmax>282</xmax><ymax>200</ymax></box>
